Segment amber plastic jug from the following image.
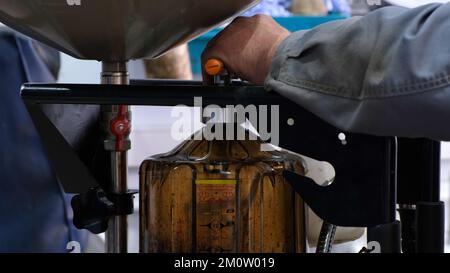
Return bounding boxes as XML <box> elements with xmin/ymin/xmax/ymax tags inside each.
<box><xmin>140</xmin><ymin>124</ymin><xmax>307</xmax><ymax>253</ymax></box>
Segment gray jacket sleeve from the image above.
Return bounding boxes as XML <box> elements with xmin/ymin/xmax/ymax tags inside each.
<box><xmin>265</xmin><ymin>3</ymin><xmax>450</xmax><ymax>141</ymax></box>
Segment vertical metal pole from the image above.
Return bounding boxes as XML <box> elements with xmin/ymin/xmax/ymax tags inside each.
<box><xmin>367</xmin><ymin>138</ymin><xmax>401</xmax><ymax>253</ymax></box>
<box><xmin>397</xmin><ymin>139</ymin><xmax>444</xmax><ymax>253</ymax></box>
<box><xmin>101</xmin><ymin>62</ymin><xmax>130</xmax><ymax>253</ymax></box>
<box><xmin>415</xmin><ymin>140</ymin><xmax>444</xmax><ymax>253</ymax></box>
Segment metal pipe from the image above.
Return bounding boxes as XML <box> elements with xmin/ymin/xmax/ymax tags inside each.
<box><xmin>398</xmin><ymin>204</ymin><xmax>416</xmax><ymax>253</ymax></box>
<box><xmin>101</xmin><ymin>61</ymin><xmax>130</xmax><ymax>253</ymax></box>
<box><xmin>416</xmin><ymin>201</ymin><xmax>445</xmax><ymax>253</ymax></box>
<box><xmin>102</xmin><ymin>62</ymin><xmax>129</xmax><ymax>85</ymax></box>
<box><xmin>106</xmin><ymin>151</ymin><xmax>129</xmax><ymax>253</ymax></box>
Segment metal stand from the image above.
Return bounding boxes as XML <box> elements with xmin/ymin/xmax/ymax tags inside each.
<box><xmin>367</xmin><ymin>221</ymin><xmax>402</xmax><ymax>253</ymax></box>
<box><xmin>397</xmin><ymin>139</ymin><xmax>444</xmax><ymax>253</ymax></box>
<box><xmin>101</xmin><ymin>62</ymin><xmax>131</xmax><ymax>253</ymax></box>
<box><xmin>20</xmin><ymin>80</ymin><xmax>444</xmax><ymax>253</ymax></box>
<box><xmin>416</xmin><ymin>201</ymin><xmax>445</xmax><ymax>252</ymax></box>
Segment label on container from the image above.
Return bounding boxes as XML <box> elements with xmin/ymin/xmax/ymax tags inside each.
<box><xmin>195</xmin><ymin>179</ymin><xmax>237</xmax><ymax>253</ymax></box>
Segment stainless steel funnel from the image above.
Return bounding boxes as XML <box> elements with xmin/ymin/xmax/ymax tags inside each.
<box><xmin>0</xmin><ymin>0</ymin><xmax>259</xmax><ymax>61</ymax></box>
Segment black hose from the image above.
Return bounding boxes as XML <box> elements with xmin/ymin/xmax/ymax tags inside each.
<box><xmin>316</xmin><ymin>221</ymin><xmax>337</xmax><ymax>253</ymax></box>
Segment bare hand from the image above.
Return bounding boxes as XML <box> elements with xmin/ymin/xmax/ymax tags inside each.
<box><xmin>202</xmin><ymin>15</ymin><xmax>290</xmax><ymax>85</ymax></box>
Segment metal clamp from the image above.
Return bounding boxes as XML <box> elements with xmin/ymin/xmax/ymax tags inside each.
<box><xmin>71</xmin><ymin>187</ymin><xmax>137</xmax><ymax>234</ymax></box>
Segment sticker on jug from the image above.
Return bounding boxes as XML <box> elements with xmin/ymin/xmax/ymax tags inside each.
<box><xmin>195</xmin><ymin>179</ymin><xmax>237</xmax><ymax>253</ymax></box>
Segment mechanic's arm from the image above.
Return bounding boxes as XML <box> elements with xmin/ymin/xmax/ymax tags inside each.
<box><xmin>203</xmin><ymin>3</ymin><xmax>450</xmax><ymax>140</ymax></box>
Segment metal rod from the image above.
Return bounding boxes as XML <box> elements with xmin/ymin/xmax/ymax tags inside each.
<box><xmin>101</xmin><ymin>61</ymin><xmax>130</xmax><ymax>253</ymax></box>
<box><xmin>416</xmin><ymin>201</ymin><xmax>445</xmax><ymax>253</ymax></box>
<box><xmin>21</xmin><ymin>82</ymin><xmax>267</xmax><ymax>107</ymax></box>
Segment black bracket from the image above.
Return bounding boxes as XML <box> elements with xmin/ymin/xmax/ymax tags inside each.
<box><xmin>21</xmin><ymin>79</ymin><xmax>397</xmax><ymax>229</ymax></box>
<box><xmin>71</xmin><ymin>188</ymin><xmax>137</xmax><ymax>234</ymax></box>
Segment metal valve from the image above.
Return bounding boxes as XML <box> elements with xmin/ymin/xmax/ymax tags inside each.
<box><xmin>204</xmin><ymin>58</ymin><xmax>234</xmax><ymax>85</ymax></box>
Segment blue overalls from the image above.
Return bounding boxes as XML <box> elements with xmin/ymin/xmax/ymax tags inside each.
<box><xmin>0</xmin><ymin>30</ymin><xmax>88</xmax><ymax>252</ymax></box>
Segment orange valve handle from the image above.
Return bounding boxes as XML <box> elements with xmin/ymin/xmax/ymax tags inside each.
<box><xmin>204</xmin><ymin>59</ymin><xmax>225</xmax><ymax>76</ymax></box>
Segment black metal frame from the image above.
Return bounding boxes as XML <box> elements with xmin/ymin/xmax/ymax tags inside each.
<box><xmin>397</xmin><ymin>139</ymin><xmax>444</xmax><ymax>253</ymax></box>
<box><xmin>20</xmin><ymin>79</ymin><xmax>444</xmax><ymax>252</ymax></box>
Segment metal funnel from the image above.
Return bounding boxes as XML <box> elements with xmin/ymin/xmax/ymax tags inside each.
<box><xmin>0</xmin><ymin>0</ymin><xmax>259</xmax><ymax>61</ymax></box>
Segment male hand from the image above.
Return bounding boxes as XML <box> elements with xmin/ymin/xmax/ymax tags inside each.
<box><xmin>202</xmin><ymin>15</ymin><xmax>290</xmax><ymax>85</ymax></box>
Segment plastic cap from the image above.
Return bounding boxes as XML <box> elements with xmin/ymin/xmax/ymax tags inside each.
<box><xmin>204</xmin><ymin>59</ymin><xmax>225</xmax><ymax>76</ymax></box>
